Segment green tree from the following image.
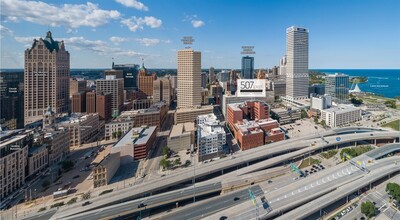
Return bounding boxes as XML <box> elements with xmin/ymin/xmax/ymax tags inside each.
<box><xmin>301</xmin><ymin>109</ymin><xmax>308</xmax><ymax>119</ymax></box>
<box><xmin>361</xmin><ymin>201</ymin><xmax>376</xmax><ymax>218</ymax></box>
<box><xmin>386</xmin><ymin>182</ymin><xmax>400</xmax><ymax>202</ymax></box>
<box><xmin>385</xmin><ymin>100</ymin><xmax>396</xmax><ymax>109</ymax></box>
<box><xmin>61</xmin><ymin>160</ymin><xmax>74</xmax><ymax>171</ymax></box>
<box><xmin>160</xmin><ymin>158</ymin><xmax>171</xmax><ymax>170</ymax></box>
<box><xmin>350</xmin><ymin>97</ymin><xmax>363</xmax><ymax>105</ymax></box>
<box><xmin>116</xmin><ymin>130</ymin><xmax>122</xmax><ymax>138</ymax></box>
<box><xmin>184</xmin><ymin>160</ymin><xmax>191</xmax><ymax>167</ymax></box>
<box><xmin>162</xmin><ymin>147</ymin><xmax>171</xmax><ymax>158</ymax></box>
<box><xmin>320</xmin><ymin>120</ymin><xmax>326</xmax><ymax>127</ymax></box>
<box><xmin>313</xmin><ymin>117</ymin><xmax>319</xmax><ymax>124</ymax></box>
<box><xmin>112</xmin><ymin>131</ymin><xmax>117</xmax><ymax>139</ymax></box>
<box><xmin>173</xmin><ymin>158</ymin><xmax>181</xmax><ymax>166</ymax></box>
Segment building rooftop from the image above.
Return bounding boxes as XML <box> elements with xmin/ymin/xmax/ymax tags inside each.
<box><xmin>234</xmin><ymin>118</ymin><xmax>278</xmax><ymax>134</ymax></box>
<box><xmin>58</xmin><ymin>113</ymin><xmax>98</xmax><ymax>125</ymax></box>
<box><xmin>114</xmin><ymin>126</ymin><xmax>157</xmax><ymax>148</ymax></box>
<box><xmin>169</xmin><ymin>122</ymin><xmax>196</xmax><ymax>138</ymax></box>
<box><xmin>95</xmin><ymin>151</ymin><xmax>120</xmax><ymax>168</ymax></box>
<box><xmin>322</xmin><ymin>104</ymin><xmax>360</xmax><ymax>114</ymax></box>
<box><xmin>175</xmin><ymin>105</ymin><xmax>214</xmax><ymax>113</ymax></box>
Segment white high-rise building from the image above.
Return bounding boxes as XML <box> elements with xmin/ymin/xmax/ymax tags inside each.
<box><xmin>197</xmin><ymin>114</ymin><xmax>226</xmax><ymax>161</ymax></box>
<box><xmin>279</xmin><ymin>55</ymin><xmax>287</xmax><ymax>76</ymax></box>
<box><xmin>209</xmin><ymin>67</ymin><xmax>215</xmax><ymax>83</ymax></box>
<box><xmin>177</xmin><ymin>49</ymin><xmax>202</xmax><ymax>108</ymax></box>
<box><xmin>285</xmin><ymin>26</ymin><xmax>309</xmax><ymax>101</ymax></box>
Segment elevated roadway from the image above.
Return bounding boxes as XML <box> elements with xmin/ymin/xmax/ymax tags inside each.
<box><xmin>21</xmin><ymin>128</ymin><xmax>396</xmax><ymax>220</ymax></box>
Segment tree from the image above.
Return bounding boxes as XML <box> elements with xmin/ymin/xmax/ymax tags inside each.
<box><xmin>173</xmin><ymin>158</ymin><xmax>181</xmax><ymax>166</ymax></box>
<box><xmin>162</xmin><ymin>147</ymin><xmax>171</xmax><ymax>158</ymax></box>
<box><xmin>184</xmin><ymin>160</ymin><xmax>191</xmax><ymax>167</ymax></box>
<box><xmin>116</xmin><ymin>131</ymin><xmax>122</xmax><ymax>138</ymax></box>
<box><xmin>82</xmin><ymin>191</ymin><xmax>91</xmax><ymax>200</ymax></box>
<box><xmin>384</xmin><ymin>100</ymin><xmax>396</xmax><ymax>109</ymax></box>
<box><xmin>301</xmin><ymin>109</ymin><xmax>308</xmax><ymax>119</ymax></box>
<box><xmin>313</xmin><ymin>117</ymin><xmax>319</xmax><ymax>124</ymax></box>
<box><xmin>61</xmin><ymin>160</ymin><xmax>74</xmax><ymax>171</ymax></box>
<box><xmin>320</xmin><ymin>120</ymin><xmax>326</xmax><ymax>127</ymax></box>
<box><xmin>112</xmin><ymin>132</ymin><xmax>117</xmax><ymax>139</ymax></box>
<box><xmin>160</xmin><ymin>158</ymin><xmax>171</xmax><ymax>170</ymax></box>
<box><xmin>361</xmin><ymin>201</ymin><xmax>376</xmax><ymax>218</ymax></box>
<box><xmin>386</xmin><ymin>182</ymin><xmax>400</xmax><ymax>202</ymax></box>
<box><xmin>350</xmin><ymin>97</ymin><xmax>363</xmax><ymax>105</ymax></box>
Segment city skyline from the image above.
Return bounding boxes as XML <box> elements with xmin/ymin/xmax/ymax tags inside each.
<box><xmin>1</xmin><ymin>0</ymin><xmax>399</xmax><ymax>69</ymax></box>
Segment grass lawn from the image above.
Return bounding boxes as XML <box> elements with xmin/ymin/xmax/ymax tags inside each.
<box><xmin>299</xmin><ymin>157</ymin><xmax>321</xmax><ymax>169</ymax></box>
<box><xmin>382</xmin><ymin>119</ymin><xmax>400</xmax><ymax>131</ymax></box>
<box><xmin>321</xmin><ymin>150</ymin><xmax>338</xmax><ymax>159</ymax></box>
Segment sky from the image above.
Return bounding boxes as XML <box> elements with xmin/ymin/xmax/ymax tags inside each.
<box><xmin>0</xmin><ymin>0</ymin><xmax>399</xmax><ymax>69</ymax></box>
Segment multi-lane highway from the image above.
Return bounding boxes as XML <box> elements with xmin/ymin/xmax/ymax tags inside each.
<box><xmin>17</xmin><ymin>128</ymin><xmax>398</xmax><ymax>220</ymax></box>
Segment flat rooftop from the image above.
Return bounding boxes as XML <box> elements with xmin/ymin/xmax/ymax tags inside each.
<box><xmin>114</xmin><ymin>126</ymin><xmax>157</xmax><ymax>148</ymax></box>
<box><xmin>175</xmin><ymin>105</ymin><xmax>213</xmax><ymax>113</ymax></box>
<box><xmin>322</xmin><ymin>104</ymin><xmax>360</xmax><ymax>114</ymax></box>
<box><xmin>170</xmin><ymin>122</ymin><xmax>195</xmax><ymax>137</ymax></box>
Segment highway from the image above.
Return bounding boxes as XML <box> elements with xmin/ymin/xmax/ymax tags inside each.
<box><xmin>162</xmin><ymin>185</ymin><xmax>264</xmax><ymax>220</ymax></box>
<box><xmin>60</xmin><ymin>182</ymin><xmax>222</xmax><ymax>220</ymax></box>
<box><xmin>206</xmin><ymin>154</ymin><xmax>400</xmax><ymax>220</ymax></box>
<box><xmin>20</xmin><ymin>128</ymin><xmax>397</xmax><ymax>220</ymax></box>
<box><xmin>275</xmin><ymin>160</ymin><xmax>400</xmax><ymax>220</ymax></box>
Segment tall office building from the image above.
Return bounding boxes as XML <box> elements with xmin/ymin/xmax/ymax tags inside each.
<box><xmin>209</xmin><ymin>67</ymin><xmax>216</xmax><ymax>83</ymax></box>
<box><xmin>325</xmin><ymin>73</ymin><xmax>350</xmax><ymax>104</ymax></box>
<box><xmin>0</xmin><ymin>71</ymin><xmax>24</xmax><ymax>129</ymax></box>
<box><xmin>104</xmin><ymin>69</ymin><xmax>123</xmax><ymax>79</ymax></box>
<box><xmin>86</xmin><ymin>91</ymin><xmax>97</xmax><ymax>113</ymax></box>
<box><xmin>96</xmin><ymin>92</ymin><xmax>112</xmax><ymax>121</ymax></box>
<box><xmin>138</xmin><ymin>63</ymin><xmax>156</xmax><ymax>99</ymax></box>
<box><xmin>113</xmin><ymin>63</ymin><xmax>139</xmax><ymax>91</ymax></box>
<box><xmin>71</xmin><ymin>92</ymin><xmax>86</xmax><ymax>113</ymax></box>
<box><xmin>279</xmin><ymin>55</ymin><xmax>287</xmax><ymax>76</ymax></box>
<box><xmin>201</xmin><ymin>72</ymin><xmax>208</xmax><ymax>88</ymax></box>
<box><xmin>153</xmin><ymin>79</ymin><xmax>162</xmax><ymax>102</ymax></box>
<box><xmin>24</xmin><ymin>31</ymin><xmax>70</xmax><ymax>125</ymax></box>
<box><xmin>69</xmin><ymin>78</ymin><xmax>86</xmax><ymax>98</ymax></box>
<box><xmin>241</xmin><ymin>56</ymin><xmax>254</xmax><ymax>79</ymax></box>
<box><xmin>177</xmin><ymin>49</ymin><xmax>202</xmax><ymax>108</ymax></box>
<box><xmin>285</xmin><ymin>26</ymin><xmax>309</xmax><ymax>101</ymax></box>
<box><xmin>96</xmin><ymin>75</ymin><xmax>124</xmax><ymax>116</ymax></box>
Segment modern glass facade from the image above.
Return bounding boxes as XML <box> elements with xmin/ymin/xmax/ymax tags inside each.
<box><xmin>241</xmin><ymin>56</ymin><xmax>254</xmax><ymax>79</ymax></box>
<box><xmin>113</xmin><ymin>64</ymin><xmax>139</xmax><ymax>91</ymax></box>
<box><xmin>325</xmin><ymin>73</ymin><xmax>350</xmax><ymax>104</ymax></box>
<box><xmin>0</xmin><ymin>71</ymin><xmax>24</xmax><ymax>129</ymax></box>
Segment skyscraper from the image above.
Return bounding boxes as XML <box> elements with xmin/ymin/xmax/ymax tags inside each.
<box><xmin>113</xmin><ymin>64</ymin><xmax>139</xmax><ymax>91</ymax></box>
<box><xmin>0</xmin><ymin>71</ymin><xmax>24</xmax><ymax>129</ymax></box>
<box><xmin>96</xmin><ymin>75</ymin><xmax>124</xmax><ymax>116</ymax></box>
<box><xmin>177</xmin><ymin>49</ymin><xmax>202</xmax><ymax>108</ymax></box>
<box><xmin>201</xmin><ymin>72</ymin><xmax>207</xmax><ymax>88</ymax></box>
<box><xmin>138</xmin><ymin>63</ymin><xmax>156</xmax><ymax>99</ymax></box>
<box><xmin>279</xmin><ymin>55</ymin><xmax>287</xmax><ymax>76</ymax></box>
<box><xmin>285</xmin><ymin>26</ymin><xmax>309</xmax><ymax>101</ymax></box>
<box><xmin>325</xmin><ymin>73</ymin><xmax>350</xmax><ymax>104</ymax></box>
<box><xmin>209</xmin><ymin>67</ymin><xmax>215</xmax><ymax>83</ymax></box>
<box><xmin>241</xmin><ymin>56</ymin><xmax>254</xmax><ymax>79</ymax></box>
<box><xmin>24</xmin><ymin>31</ymin><xmax>70</xmax><ymax>125</ymax></box>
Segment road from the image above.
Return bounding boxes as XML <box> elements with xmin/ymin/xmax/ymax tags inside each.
<box><xmin>19</xmin><ymin>128</ymin><xmax>398</xmax><ymax>220</ymax></box>
<box><xmin>60</xmin><ymin>182</ymin><xmax>223</xmax><ymax>220</ymax></box>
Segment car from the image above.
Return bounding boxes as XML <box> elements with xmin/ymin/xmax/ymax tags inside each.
<box><xmin>82</xmin><ymin>201</ymin><xmax>91</xmax><ymax>206</ymax></box>
<box><xmin>161</xmin><ymin>174</ymin><xmax>165</xmax><ymax>177</ymax></box>
<box><xmin>219</xmin><ymin>216</ymin><xmax>228</xmax><ymax>220</ymax></box>
<box><xmin>372</xmin><ymin>201</ymin><xmax>376</xmax><ymax>205</ymax></box>
<box><xmin>137</xmin><ymin>203</ymin><xmax>147</xmax><ymax>208</ymax></box>
<box><xmin>234</xmin><ymin>197</ymin><xmax>240</xmax><ymax>201</ymax></box>
<box><xmin>267</xmin><ymin>180</ymin><xmax>272</xmax><ymax>184</ymax></box>
<box><xmin>73</xmin><ymin>175</ymin><xmax>80</xmax><ymax>179</ymax></box>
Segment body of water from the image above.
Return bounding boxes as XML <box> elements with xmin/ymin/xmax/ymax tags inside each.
<box><xmin>316</xmin><ymin>69</ymin><xmax>400</xmax><ymax>98</ymax></box>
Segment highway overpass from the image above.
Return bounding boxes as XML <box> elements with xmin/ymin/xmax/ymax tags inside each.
<box><xmin>19</xmin><ymin>128</ymin><xmax>397</xmax><ymax>220</ymax></box>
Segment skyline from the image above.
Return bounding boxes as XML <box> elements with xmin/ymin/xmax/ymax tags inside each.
<box><xmin>1</xmin><ymin>0</ymin><xmax>400</xmax><ymax>69</ymax></box>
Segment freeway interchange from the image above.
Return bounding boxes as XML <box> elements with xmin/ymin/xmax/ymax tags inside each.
<box><xmin>15</xmin><ymin>127</ymin><xmax>400</xmax><ymax>220</ymax></box>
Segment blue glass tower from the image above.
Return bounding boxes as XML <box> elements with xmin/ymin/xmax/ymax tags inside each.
<box><xmin>241</xmin><ymin>56</ymin><xmax>254</xmax><ymax>79</ymax></box>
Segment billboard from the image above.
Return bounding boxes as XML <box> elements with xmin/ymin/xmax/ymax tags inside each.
<box><xmin>237</xmin><ymin>79</ymin><xmax>266</xmax><ymax>97</ymax></box>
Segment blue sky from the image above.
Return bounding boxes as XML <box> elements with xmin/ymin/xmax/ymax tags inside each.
<box><xmin>1</xmin><ymin>0</ymin><xmax>399</xmax><ymax>69</ymax></box>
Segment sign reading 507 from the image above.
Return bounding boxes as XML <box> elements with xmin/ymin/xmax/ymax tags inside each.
<box><xmin>237</xmin><ymin>79</ymin><xmax>266</xmax><ymax>97</ymax></box>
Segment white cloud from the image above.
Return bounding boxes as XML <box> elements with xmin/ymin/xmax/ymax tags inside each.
<box><xmin>191</xmin><ymin>20</ymin><xmax>205</xmax><ymax>28</ymax></box>
<box><xmin>0</xmin><ymin>0</ymin><xmax>121</xmax><ymax>29</ymax></box>
<box><xmin>135</xmin><ymin>38</ymin><xmax>160</xmax><ymax>46</ymax></box>
<box><xmin>115</xmin><ymin>0</ymin><xmax>148</xmax><ymax>11</ymax></box>
<box><xmin>110</xmin><ymin>36</ymin><xmax>129</xmax><ymax>45</ymax></box>
<box><xmin>0</xmin><ymin>25</ymin><xmax>13</xmax><ymax>38</ymax></box>
<box><xmin>14</xmin><ymin>35</ymin><xmax>146</xmax><ymax>58</ymax></box>
<box><xmin>121</xmin><ymin>16</ymin><xmax>162</xmax><ymax>32</ymax></box>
